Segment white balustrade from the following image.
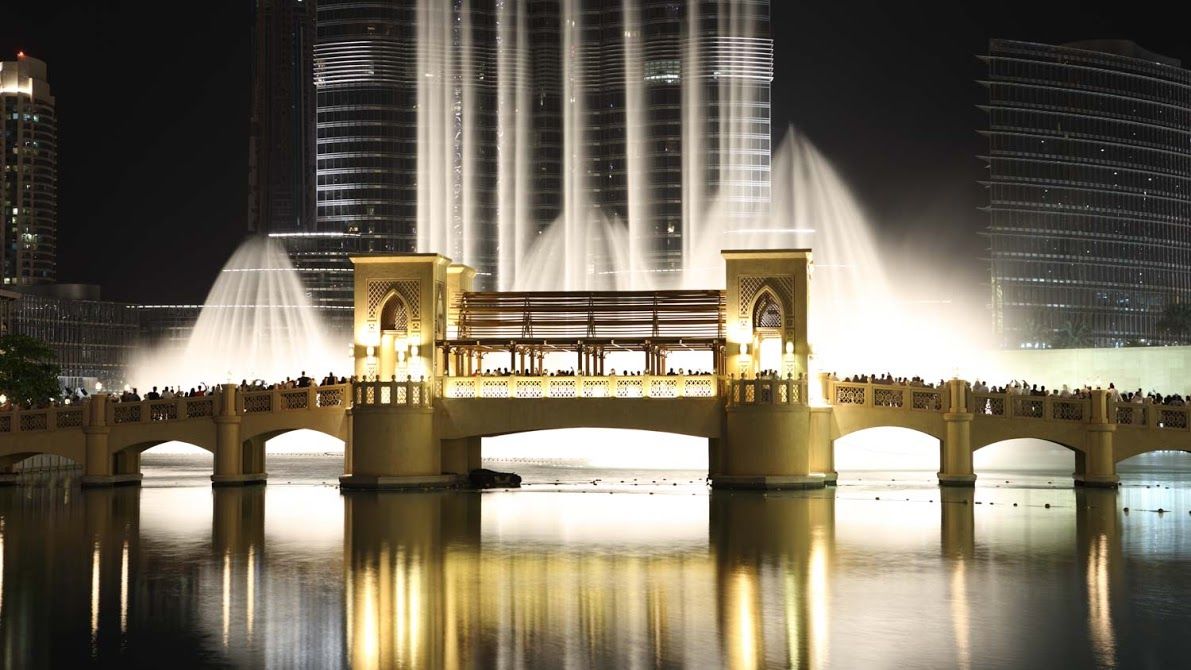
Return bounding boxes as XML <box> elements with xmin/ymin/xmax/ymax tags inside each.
<box><xmin>439</xmin><ymin>375</ymin><xmax>721</xmax><ymax>400</ymax></box>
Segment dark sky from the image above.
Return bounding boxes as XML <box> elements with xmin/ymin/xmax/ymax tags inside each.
<box><xmin>2</xmin><ymin>1</ymin><xmax>1187</xmax><ymax>303</ymax></box>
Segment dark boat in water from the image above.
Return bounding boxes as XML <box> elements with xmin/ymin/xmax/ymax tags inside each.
<box><xmin>470</xmin><ymin>468</ymin><xmax>522</xmax><ymax>489</ymax></box>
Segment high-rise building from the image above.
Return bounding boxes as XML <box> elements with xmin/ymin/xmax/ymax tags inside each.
<box><xmin>248</xmin><ymin>0</ymin><xmax>318</xmax><ymax>238</ymax></box>
<box><xmin>0</xmin><ymin>53</ymin><xmax>56</xmax><ymax>285</ymax></box>
<box><xmin>982</xmin><ymin>39</ymin><xmax>1191</xmax><ymax>348</ymax></box>
<box><xmin>309</xmin><ymin>0</ymin><xmax>770</xmax><ymax>306</ymax></box>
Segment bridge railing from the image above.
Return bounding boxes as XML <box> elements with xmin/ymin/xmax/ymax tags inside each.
<box><xmin>437</xmin><ymin>374</ymin><xmax>720</xmax><ymax>400</ymax></box>
<box><xmin>827</xmin><ymin>381</ymin><xmax>948</xmax><ymax>412</ymax></box>
<box><xmin>353</xmin><ymin>380</ymin><xmax>432</xmax><ymax>407</ymax></box>
<box><xmin>726</xmin><ymin>377</ymin><xmax>806</xmax><ymax>406</ymax></box>
<box><xmin>0</xmin><ymin>406</ymin><xmax>84</xmax><ymax>434</ymax></box>
<box><xmin>970</xmin><ymin>392</ymin><xmax>1090</xmax><ymax>422</ymax></box>
<box><xmin>0</xmin><ymin>384</ymin><xmax>354</xmax><ymax>435</ymax></box>
<box><xmin>238</xmin><ymin>384</ymin><xmax>350</xmax><ymax>414</ymax></box>
<box><xmin>1112</xmin><ymin>400</ymin><xmax>1190</xmax><ymax>431</ymax></box>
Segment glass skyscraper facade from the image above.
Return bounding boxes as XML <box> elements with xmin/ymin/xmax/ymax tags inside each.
<box><xmin>983</xmin><ymin>39</ymin><xmax>1191</xmax><ymax>348</ymax></box>
<box><xmin>0</xmin><ymin>53</ymin><xmax>56</xmax><ymax>285</ymax></box>
<box><xmin>248</xmin><ymin>0</ymin><xmax>317</xmax><ymax>237</ymax></box>
<box><xmin>308</xmin><ymin>0</ymin><xmax>770</xmax><ymax>311</ymax></box>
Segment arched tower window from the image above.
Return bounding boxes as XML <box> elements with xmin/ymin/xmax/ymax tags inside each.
<box><xmin>753</xmin><ymin>291</ymin><xmax>783</xmax><ymax>330</ymax></box>
<box><xmin>380</xmin><ymin>294</ymin><xmax>409</xmax><ymax>333</ymax></box>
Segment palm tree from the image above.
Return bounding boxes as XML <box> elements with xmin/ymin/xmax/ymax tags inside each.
<box><xmin>1050</xmin><ymin>316</ymin><xmax>1092</xmax><ymax>349</ymax></box>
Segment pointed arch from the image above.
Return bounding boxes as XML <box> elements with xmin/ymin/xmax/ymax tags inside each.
<box><xmin>751</xmin><ymin>288</ymin><xmax>784</xmax><ymax>330</ymax></box>
<box><xmin>379</xmin><ymin>290</ymin><xmax>411</xmax><ymax>335</ymax></box>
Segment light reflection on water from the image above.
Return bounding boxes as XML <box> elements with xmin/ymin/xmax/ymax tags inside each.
<box><xmin>0</xmin><ymin>453</ymin><xmax>1189</xmax><ymax>668</ymax></box>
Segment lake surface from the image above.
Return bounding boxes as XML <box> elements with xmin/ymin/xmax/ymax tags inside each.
<box><xmin>1</xmin><ymin>452</ymin><xmax>1190</xmax><ymax>668</ymax></box>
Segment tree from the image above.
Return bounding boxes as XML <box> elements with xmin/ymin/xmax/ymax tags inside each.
<box><xmin>1050</xmin><ymin>317</ymin><xmax>1092</xmax><ymax>349</ymax></box>
<box><xmin>1157</xmin><ymin>302</ymin><xmax>1191</xmax><ymax>344</ymax></box>
<box><xmin>0</xmin><ymin>334</ymin><xmax>61</xmax><ymax>407</ymax></box>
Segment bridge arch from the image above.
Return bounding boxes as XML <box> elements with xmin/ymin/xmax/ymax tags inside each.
<box><xmin>971</xmin><ymin>438</ymin><xmax>1078</xmax><ymax>474</ymax></box>
<box><xmin>241</xmin><ymin>425</ymin><xmax>345</xmax><ymax>448</ymax></box>
<box><xmin>972</xmin><ymin>435</ymin><xmax>1082</xmax><ymax>454</ymax></box>
<box><xmin>832</xmin><ymin>425</ymin><xmax>942</xmax><ymax>473</ymax></box>
<box><xmin>0</xmin><ymin>449</ymin><xmax>81</xmax><ymax>470</ymax></box>
<box><xmin>115</xmin><ymin>439</ymin><xmax>215</xmax><ymax>456</ymax></box>
<box><xmin>1114</xmin><ymin>437</ymin><xmax>1191</xmax><ymax>463</ymax></box>
<box><xmin>483</xmin><ymin>427</ymin><xmax>708</xmax><ymax>462</ymax></box>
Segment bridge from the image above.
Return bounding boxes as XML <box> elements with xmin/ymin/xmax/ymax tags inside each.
<box><xmin>2</xmin><ymin>249</ymin><xmax>1188</xmax><ymax>489</ymax></box>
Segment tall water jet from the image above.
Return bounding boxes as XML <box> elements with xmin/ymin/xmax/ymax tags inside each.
<box><xmin>689</xmin><ymin>126</ymin><xmax>989</xmax><ymax>380</ymax></box>
<box><xmin>513</xmin><ymin>210</ymin><xmax>637</xmax><ymax>291</ymax></box>
<box><xmin>133</xmin><ymin>237</ymin><xmax>342</xmax><ymax>388</ymax></box>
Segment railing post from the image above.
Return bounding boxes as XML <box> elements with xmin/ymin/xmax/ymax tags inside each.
<box><xmin>307</xmin><ymin>386</ymin><xmax>316</xmax><ymax>410</ymax></box>
<box><xmin>865</xmin><ymin>382</ymin><xmax>874</xmax><ymax>408</ymax></box>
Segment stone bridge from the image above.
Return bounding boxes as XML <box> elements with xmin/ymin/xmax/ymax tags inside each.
<box><xmin>3</xmin><ymin>371</ymin><xmax>1183</xmax><ymax>489</ymax></box>
<box><xmin>0</xmin><ymin>385</ymin><xmax>351</xmax><ymax>486</ymax></box>
<box><xmin>3</xmin><ymin>249</ymin><xmax>1187</xmax><ymax>490</ymax></box>
<box><xmin>814</xmin><ymin>378</ymin><xmax>1191</xmax><ymax>488</ymax></box>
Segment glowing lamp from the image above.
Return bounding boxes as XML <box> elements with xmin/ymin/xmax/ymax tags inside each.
<box><xmin>366</xmin><ymin>346</ymin><xmax>375</xmax><ymax>358</ymax></box>
<box><xmin>95</xmin><ymin>382</ymin><xmax>103</xmax><ymax>392</ymax></box>
<box><xmin>0</xmin><ymin>394</ymin><xmax>7</xmax><ymax>405</ymax></box>
<box><xmin>739</xmin><ymin>343</ymin><xmax>749</xmax><ymax>357</ymax></box>
<box><xmin>410</xmin><ymin>344</ymin><xmax>419</xmax><ymax>358</ymax></box>
<box><xmin>785</xmin><ymin>341</ymin><xmax>794</xmax><ymax>355</ymax></box>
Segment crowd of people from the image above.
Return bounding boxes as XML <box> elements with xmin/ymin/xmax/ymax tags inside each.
<box><xmin>826</xmin><ymin>372</ymin><xmax>945</xmax><ymax>388</ymax></box>
<box><xmin>467</xmin><ymin>367</ymin><xmax>717</xmax><ymax>377</ymax></box>
<box><xmin>970</xmin><ymin>380</ymin><xmax>1187</xmax><ymax>406</ymax></box>
<box><xmin>7</xmin><ymin>368</ymin><xmax>1191</xmax><ymax>412</ymax></box>
<box><xmin>822</xmin><ymin>373</ymin><xmax>1191</xmax><ymax>408</ymax></box>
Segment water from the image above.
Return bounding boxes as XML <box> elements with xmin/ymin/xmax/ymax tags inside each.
<box><xmin>132</xmin><ymin>237</ymin><xmax>344</xmax><ymax>389</ymax></box>
<box><xmin>2</xmin><ymin>451</ymin><xmax>1189</xmax><ymax>668</ymax></box>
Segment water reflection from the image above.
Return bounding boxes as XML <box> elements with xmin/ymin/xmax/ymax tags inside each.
<box><xmin>0</xmin><ymin>477</ymin><xmax>1186</xmax><ymax>667</ymax></box>
<box><xmin>1077</xmin><ymin>489</ymin><xmax>1120</xmax><ymax>669</ymax></box>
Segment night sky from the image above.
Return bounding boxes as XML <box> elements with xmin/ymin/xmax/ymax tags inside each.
<box><xmin>1</xmin><ymin>1</ymin><xmax>1187</xmax><ymax>304</ymax></box>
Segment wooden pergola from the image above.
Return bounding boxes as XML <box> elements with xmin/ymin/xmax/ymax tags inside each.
<box><xmin>438</xmin><ymin>290</ymin><xmax>727</xmax><ymax>376</ymax></box>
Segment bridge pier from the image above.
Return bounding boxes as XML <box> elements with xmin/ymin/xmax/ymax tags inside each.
<box><xmin>212</xmin><ymin>384</ymin><xmax>266</xmax><ymax>486</ymax></box>
<box><xmin>938</xmin><ymin>380</ymin><xmax>976</xmax><ymax>487</ymax></box>
<box><xmin>341</xmin><ymin>393</ymin><xmax>461</xmax><ymax>491</ymax></box>
<box><xmin>1077</xmin><ymin>391</ymin><xmax>1119</xmax><ymax>487</ymax></box>
<box><xmin>712</xmin><ymin>403</ymin><xmax>824</xmax><ymax>490</ymax></box>
<box><xmin>441</xmin><ymin>436</ymin><xmax>482</xmax><ymax>477</ymax></box>
<box><xmin>81</xmin><ymin>394</ymin><xmax>142</xmax><ymax>488</ymax></box>
<box><xmin>808</xmin><ymin>407</ymin><xmax>837</xmax><ymax>485</ymax></box>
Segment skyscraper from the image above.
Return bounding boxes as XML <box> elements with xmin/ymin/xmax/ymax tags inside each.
<box><xmin>248</xmin><ymin>0</ymin><xmax>317</xmax><ymax>237</ymax></box>
<box><xmin>0</xmin><ymin>53</ymin><xmax>56</xmax><ymax>285</ymax></box>
<box><xmin>982</xmin><ymin>39</ymin><xmax>1191</xmax><ymax>349</ymax></box>
<box><xmin>309</xmin><ymin>0</ymin><xmax>770</xmax><ymax>305</ymax></box>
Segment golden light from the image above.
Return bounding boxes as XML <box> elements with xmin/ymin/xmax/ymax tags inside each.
<box><xmin>739</xmin><ymin>343</ymin><xmax>749</xmax><ymax>357</ymax></box>
<box><xmin>785</xmin><ymin>340</ymin><xmax>794</xmax><ymax>355</ymax></box>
